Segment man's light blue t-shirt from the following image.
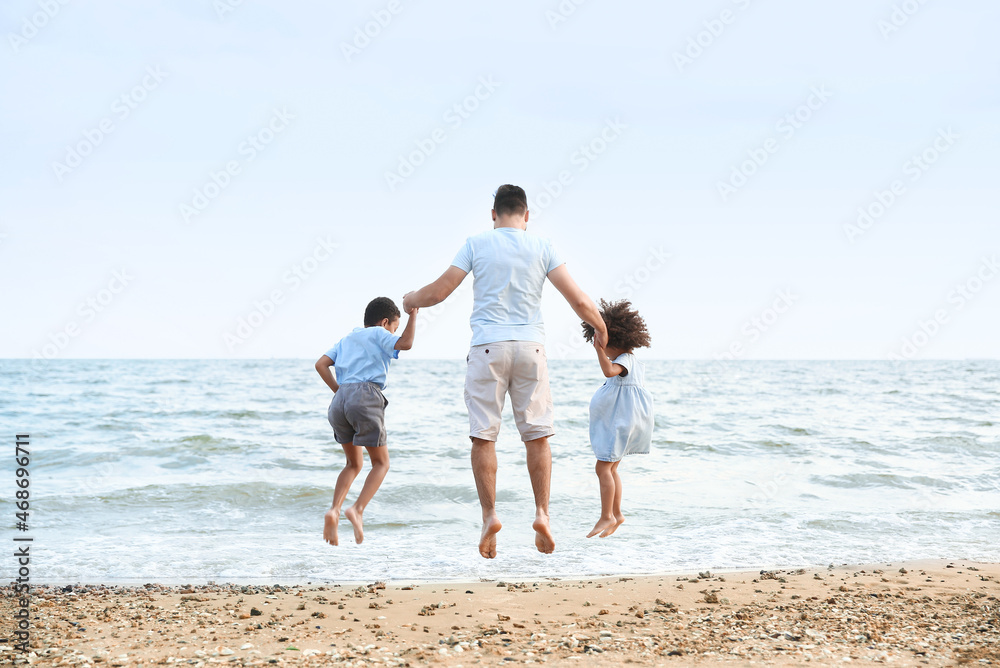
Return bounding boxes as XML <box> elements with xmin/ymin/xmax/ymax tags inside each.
<box><xmin>324</xmin><ymin>326</ymin><xmax>400</xmax><ymax>390</ymax></box>
<box><xmin>451</xmin><ymin>227</ymin><xmax>564</xmax><ymax>346</ymax></box>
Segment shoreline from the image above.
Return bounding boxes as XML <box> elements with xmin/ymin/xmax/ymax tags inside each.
<box><xmin>11</xmin><ymin>557</ymin><xmax>990</xmax><ymax>588</ymax></box>
<box><xmin>4</xmin><ymin>559</ymin><xmax>998</xmax><ymax>666</ymax></box>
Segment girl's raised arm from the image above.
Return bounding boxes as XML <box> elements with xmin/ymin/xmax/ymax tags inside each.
<box><xmin>594</xmin><ymin>343</ymin><xmax>625</xmax><ymax>378</ymax></box>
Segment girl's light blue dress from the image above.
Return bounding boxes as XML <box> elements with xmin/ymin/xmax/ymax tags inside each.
<box><xmin>589</xmin><ymin>353</ymin><xmax>653</xmax><ymax>462</ymax></box>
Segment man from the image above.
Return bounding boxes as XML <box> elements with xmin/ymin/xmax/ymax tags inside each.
<box><xmin>402</xmin><ymin>184</ymin><xmax>608</xmax><ymax>559</ymax></box>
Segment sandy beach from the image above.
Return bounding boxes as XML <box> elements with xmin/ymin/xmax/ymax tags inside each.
<box><xmin>3</xmin><ymin>559</ymin><xmax>998</xmax><ymax>666</ymax></box>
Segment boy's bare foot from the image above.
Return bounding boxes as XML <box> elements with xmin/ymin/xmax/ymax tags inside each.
<box><xmin>587</xmin><ymin>517</ymin><xmax>617</xmax><ymax>538</ymax></box>
<box><xmin>479</xmin><ymin>515</ymin><xmax>502</xmax><ymax>559</ymax></box>
<box><xmin>323</xmin><ymin>508</ymin><xmax>340</xmax><ymax>545</ymax></box>
<box><xmin>344</xmin><ymin>505</ymin><xmax>364</xmax><ymax>544</ymax></box>
<box><xmin>533</xmin><ymin>515</ymin><xmax>555</xmax><ymax>554</ymax></box>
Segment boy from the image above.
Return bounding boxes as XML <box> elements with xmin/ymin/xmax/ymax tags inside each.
<box><xmin>403</xmin><ymin>184</ymin><xmax>607</xmax><ymax>558</ymax></box>
<box><xmin>315</xmin><ymin>296</ymin><xmax>417</xmax><ymax>545</ymax></box>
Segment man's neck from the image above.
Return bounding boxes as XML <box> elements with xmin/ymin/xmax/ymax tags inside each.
<box><xmin>493</xmin><ymin>218</ymin><xmax>526</xmax><ymax>230</ymax></box>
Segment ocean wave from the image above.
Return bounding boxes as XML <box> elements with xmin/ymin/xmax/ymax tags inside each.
<box><xmin>809</xmin><ymin>472</ymin><xmax>958</xmax><ymax>491</ymax></box>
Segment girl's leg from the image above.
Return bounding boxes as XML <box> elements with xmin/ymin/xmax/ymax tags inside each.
<box><xmin>587</xmin><ymin>460</ymin><xmax>617</xmax><ymax>538</ymax></box>
<box><xmin>604</xmin><ymin>460</ymin><xmax>625</xmax><ymax>537</ymax></box>
<box><xmin>344</xmin><ymin>445</ymin><xmax>390</xmax><ymax>544</ymax></box>
<box><xmin>324</xmin><ymin>444</ymin><xmax>364</xmax><ymax>545</ymax></box>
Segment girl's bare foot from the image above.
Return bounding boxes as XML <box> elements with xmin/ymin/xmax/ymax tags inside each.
<box><xmin>601</xmin><ymin>514</ymin><xmax>625</xmax><ymax>537</ymax></box>
<box><xmin>602</xmin><ymin>512</ymin><xmax>625</xmax><ymax>537</ymax></box>
<box><xmin>344</xmin><ymin>505</ymin><xmax>364</xmax><ymax>544</ymax></box>
<box><xmin>479</xmin><ymin>515</ymin><xmax>502</xmax><ymax>559</ymax></box>
<box><xmin>323</xmin><ymin>508</ymin><xmax>340</xmax><ymax>545</ymax></box>
<box><xmin>533</xmin><ymin>515</ymin><xmax>555</xmax><ymax>554</ymax></box>
<box><xmin>587</xmin><ymin>516</ymin><xmax>617</xmax><ymax>538</ymax></box>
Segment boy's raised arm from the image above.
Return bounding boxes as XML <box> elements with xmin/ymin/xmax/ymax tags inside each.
<box><xmin>394</xmin><ymin>308</ymin><xmax>419</xmax><ymax>351</ymax></box>
<box><xmin>402</xmin><ymin>266</ymin><xmax>467</xmax><ymax>312</ymax></box>
<box><xmin>315</xmin><ymin>355</ymin><xmax>339</xmax><ymax>393</ymax></box>
<box><xmin>547</xmin><ymin>265</ymin><xmax>608</xmax><ymax>348</ymax></box>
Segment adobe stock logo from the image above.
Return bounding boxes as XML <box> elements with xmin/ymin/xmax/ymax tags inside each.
<box><xmin>717</xmin><ymin>86</ymin><xmax>832</xmax><ymax>202</ymax></box>
<box><xmin>384</xmin><ymin>77</ymin><xmax>500</xmax><ymax>192</ymax></box>
<box><xmin>843</xmin><ymin>127</ymin><xmax>958</xmax><ymax>244</ymax></box>
<box><xmin>52</xmin><ymin>66</ymin><xmax>168</xmax><ymax>183</ymax></box>
<box><xmin>179</xmin><ymin>108</ymin><xmax>294</xmax><ymax>223</ymax></box>
<box><xmin>8</xmin><ymin>0</ymin><xmax>71</xmax><ymax>53</ymax></box>
<box><xmin>32</xmin><ymin>269</ymin><xmax>134</xmax><ymax>360</ymax></box>
<box><xmin>340</xmin><ymin>0</ymin><xmax>406</xmax><ymax>63</ymax></box>
<box><xmin>888</xmin><ymin>256</ymin><xmax>998</xmax><ymax>361</ymax></box>
<box><xmin>224</xmin><ymin>236</ymin><xmax>338</xmax><ymax>351</ymax></box>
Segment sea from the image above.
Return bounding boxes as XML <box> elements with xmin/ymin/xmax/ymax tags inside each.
<box><xmin>2</xmin><ymin>359</ymin><xmax>998</xmax><ymax>584</ymax></box>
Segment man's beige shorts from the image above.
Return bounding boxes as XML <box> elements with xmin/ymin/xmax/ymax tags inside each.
<box><xmin>464</xmin><ymin>341</ymin><xmax>554</xmax><ymax>442</ymax></box>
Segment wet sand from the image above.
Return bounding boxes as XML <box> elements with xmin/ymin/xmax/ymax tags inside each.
<box><xmin>3</xmin><ymin>559</ymin><xmax>998</xmax><ymax>666</ymax></box>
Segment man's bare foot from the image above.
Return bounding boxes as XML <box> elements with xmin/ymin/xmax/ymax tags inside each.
<box><xmin>587</xmin><ymin>516</ymin><xmax>617</xmax><ymax>538</ymax></box>
<box><xmin>533</xmin><ymin>515</ymin><xmax>555</xmax><ymax>554</ymax></box>
<box><xmin>323</xmin><ymin>508</ymin><xmax>340</xmax><ymax>545</ymax></box>
<box><xmin>344</xmin><ymin>505</ymin><xmax>364</xmax><ymax>544</ymax></box>
<box><xmin>479</xmin><ymin>515</ymin><xmax>502</xmax><ymax>559</ymax></box>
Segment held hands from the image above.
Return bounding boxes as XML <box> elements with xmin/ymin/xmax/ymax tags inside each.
<box><xmin>402</xmin><ymin>291</ymin><xmax>416</xmax><ymax>314</ymax></box>
<box><xmin>593</xmin><ymin>327</ymin><xmax>609</xmax><ymax>349</ymax></box>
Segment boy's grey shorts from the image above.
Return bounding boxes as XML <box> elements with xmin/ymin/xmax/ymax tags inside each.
<box><xmin>328</xmin><ymin>382</ymin><xmax>389</xmax><ymax>447</ymax></box>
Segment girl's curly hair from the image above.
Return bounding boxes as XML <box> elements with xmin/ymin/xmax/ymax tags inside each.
<box><xmin>581</xmin><ymin>299</ymin><xmax>651</xmax><ymax>350</ymax></box>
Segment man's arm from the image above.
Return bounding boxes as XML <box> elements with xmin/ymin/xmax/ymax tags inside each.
<box><xmin>402</xmin><ymin>265</ymin><xmax>467</xmax><ymax>312</ymax></box>
<box><xmin>394</xmin><ymin>308</ymin><xmax>419</xmax><ymax>351</ymax></box>
<box><xmin>315</xmin><ymin>355</ymin><xmax>339</xmax><ymax>393</ymax></box>
<box><xmin>547</xmin><ymin>264</ymin><xmax>608</xmax><ymax>348</ymax></box>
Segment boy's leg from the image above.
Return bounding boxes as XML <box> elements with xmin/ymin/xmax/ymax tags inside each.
<box><xmin>472</xmin><ymin>438</ymin><xmax>502</xmax><ymax>559</ymax></box>
<box><xmin>344</xmin><ymin>445</ymin><xmax>390</xmax><ymax>544</ymax></box>
<box><xmin>524</xmin><ymin>437</ymin><xmax>555</xmax><ymax>554</ymax></box>
<box><xmin>588</xmin><ymin>460</ymin><xmax>618</xmax><ymax>538</ymax></box>
<box><xmin>325</xmin><ymin>444</ymin><xmax>363</xmax><ymax>545</ymax></box>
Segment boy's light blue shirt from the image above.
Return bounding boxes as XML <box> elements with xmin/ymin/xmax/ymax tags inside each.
<box><xmin>451</xmin><ymin>227</ymin><xmax>564</xmax><ymax>346</ymax></box>
<box><xmin>324</xmin><ymin>326</ymin><xmax>400</xmax><ymax>390</ymax></box>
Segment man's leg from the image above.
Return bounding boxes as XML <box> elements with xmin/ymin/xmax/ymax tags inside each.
<box><xmin>525</xmin><ymin>436</ymin><xmax>555</xmax><ymax>553</ymax></box>
<box><xmin>510</xmin><ymin>343</ymin><xmax>556</xmax><ymax>554</ymax></box>
<box><xmin>325</xmin><ymin>444</ymin><xmax>363</xmax><ymax>545</ymax></box>
<box><xmin>344</xmin><ymin>445</ymin><xmax>390</xmax><ymax>545</ymax></box>
<box><xmin>472</xmin><ymin>437</ymin><xmax>502</xmax><ymax>558</ymax></box>
<box><xmin>466</xmin><ymin>343</ymin><xmax>508</xmax><ymax>559</ymax></box>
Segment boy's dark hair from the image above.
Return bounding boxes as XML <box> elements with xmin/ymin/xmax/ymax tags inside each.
<box><xmin>364</xmin><ymin>297</ymin><xmax>401</xmax><ymax>327</ymax></box>
<box><xmin>493</xmin><ymin>184</ymin><xmax>528</xmax><ymax>217</ymax></box>
<box><xmin>582</xmin><ymin>299</ymin><xmax>652</xmax><ymax>350</ymax></box>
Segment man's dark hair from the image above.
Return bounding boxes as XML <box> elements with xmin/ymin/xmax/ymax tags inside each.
<box><xmin>364</xmin><ymin>297</ymin><xmax>401</xmax><ymax>327</ymax></box>
<box><xmin>582</xmin><ymin>299</ymin><xmax>652</xmax><ymax>350</ymax></box>
<box><xmin>493</xmin><ymin>184</ymin><xmax>528</xmax><ymax>217</ymax></box>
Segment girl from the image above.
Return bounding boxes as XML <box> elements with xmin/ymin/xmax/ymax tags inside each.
<box><xmin>581</xmin><ymin>299</ymin><xmax>654</xmax><ymax>538</ymax></box>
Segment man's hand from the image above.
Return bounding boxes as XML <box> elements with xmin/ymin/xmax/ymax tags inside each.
<box><xmin>593</xmin><ymin>328</ymin><xmax>608</xmax><ymax>349</ymax></box>
<box><xmin>402</xmin><ymin>291</ymin><xmax>416</xmax><ymax>313</ymax></box>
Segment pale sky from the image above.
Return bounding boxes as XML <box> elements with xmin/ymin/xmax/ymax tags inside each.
<box><xmin>2</xmin><ymin>0</ymin><xmax>998</xmax><ymax>360</ymax></box>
